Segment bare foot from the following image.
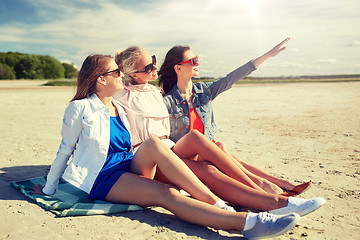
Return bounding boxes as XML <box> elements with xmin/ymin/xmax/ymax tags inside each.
<box><xmin>258</xmin><ymin>179</ymin><xmax>284</xmax><ymax>194</ymax></box>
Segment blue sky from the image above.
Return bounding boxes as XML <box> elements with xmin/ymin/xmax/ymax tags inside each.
<box><xmin>1</xmin><ymin>0</ymin><xmax>359</xmax><ymax>77</ymax></box>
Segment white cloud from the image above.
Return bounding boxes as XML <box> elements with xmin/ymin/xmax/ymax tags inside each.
<box><xmin>346</xmin><ymin>40</ymin><xmax>360</xmax><ymax>47</ymax></box>
<box><xmin>277</xmin><ymin>61</ymin><xmax>318</xmax><ymax>69</ymax></box>
<box><xmin>317</xmin><ymin>59</ymin><xmax>337</xmax><ymax>64</ymax></box>
<box><xmin>0</xmin><ymin>25</ymin><xmax>27</xmax><ymax>42</ymax></box>
<box><xmin>1</xmin><ymin>0</ymin><xmax>360</xmax><ymax>76</ymax></box>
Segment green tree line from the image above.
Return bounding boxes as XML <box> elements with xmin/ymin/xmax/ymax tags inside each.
<box><xmin>0</xmin><ymin>52</ymin><xmax>78</xmax><ymax>80</ymax></box>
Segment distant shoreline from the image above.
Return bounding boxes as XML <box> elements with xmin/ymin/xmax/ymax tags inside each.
<box><xmin>195</xmin><ymin>74</ymin><xmax>360</xmax><ymax>84</ymax></box>
<box><xmin>1</xmin><ymin>77</ymin><xmax>360</xmax><ymax>89</ymax></box>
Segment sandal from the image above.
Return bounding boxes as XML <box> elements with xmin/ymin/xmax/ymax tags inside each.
<box><xmin>280</xmin><ymin>181</ymin><xmax>312</xmax><ymax>197</ymax></box>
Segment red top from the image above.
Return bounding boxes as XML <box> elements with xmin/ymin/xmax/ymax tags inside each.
<box><xmin>189</xmin><ymin>107</ymin><xmax>216</xmax><ymax>143</ymax></box>
<box><xmin>189</xmin><ymin>107</ymin><xmax>204</xmax><ymax>133</ymax></box>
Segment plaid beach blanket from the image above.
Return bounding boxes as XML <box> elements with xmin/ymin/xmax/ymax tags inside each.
<box><xmin>10</xmin><ymin>176</ymin><xmax>144</xmax><ymax>217</ymax></box>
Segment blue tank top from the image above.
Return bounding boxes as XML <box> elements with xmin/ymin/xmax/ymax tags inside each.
<box><xmin>103</xmin><ymin>115</ymin><xmax>133</xmax><ymax>171</ymax></box>
<box><xmin>88</xmin><ymin>115</ymin><xmax>133</xmax><ymax>200</ymax></box>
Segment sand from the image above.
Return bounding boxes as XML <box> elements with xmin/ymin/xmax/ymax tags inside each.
<box><xmin>0</xmin><ymin>80</ymin><xmax>359</xmax><ymax>239</ymax></box>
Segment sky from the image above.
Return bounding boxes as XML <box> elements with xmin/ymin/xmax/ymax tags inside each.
<box><xmin>0</xmin><ymin>0</ymin><xmax>359</xmax><ymax>77</ymax></box>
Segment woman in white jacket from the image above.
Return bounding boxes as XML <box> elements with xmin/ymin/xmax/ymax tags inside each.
<box><xmin>31</xmin><ymin>54</ymin><xmax>300</xmax><ymax>239</ymax></box>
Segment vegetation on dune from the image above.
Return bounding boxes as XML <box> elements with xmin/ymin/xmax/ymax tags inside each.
<box><xmin>42</xmin><ymin>79</ymin><xmax>77</xmax><ymax>86</ymax></box>
<box><xmin>0</xmin><ymin>52</ymin><xmax>78</xmax><ymax>80</ymax></box>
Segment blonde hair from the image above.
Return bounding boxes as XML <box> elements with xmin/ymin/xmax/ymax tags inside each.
<box><xmin>115</xmin><ymin>46</ymin><xmax>145</xmax><ymax>81</ymax></box>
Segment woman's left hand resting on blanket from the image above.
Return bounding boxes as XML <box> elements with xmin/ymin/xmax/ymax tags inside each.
<box><xmin>31</xmin><ymin>184</ymin><xmax>46</xmax><ymax>195</ymax></box>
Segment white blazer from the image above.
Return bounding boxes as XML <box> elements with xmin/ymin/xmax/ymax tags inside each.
<box><xmin>42</xmin><ymin>94</ymin><xmax>132</xmax><ymax>195</ymax></box>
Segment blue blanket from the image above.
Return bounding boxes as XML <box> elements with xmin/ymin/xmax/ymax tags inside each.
<box><xmin>10</xmin><ymin>176</ymin><xmax>144</xmax><ymax>217</ymax></box>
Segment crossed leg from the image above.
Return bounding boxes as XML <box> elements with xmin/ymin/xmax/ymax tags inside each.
<box><xmin>129</xmin><ymin>136</ymin><xmax>220</xmax><ymax>205</ymax></box>
<box><xmin>172</xmin><ymin>130</ymin><xmax>283</xmax><ymax>194</ymax></box>
<box><xmin>106</xmin><ymin>137</ymin><xmax>247</xmax><ymax>230</ymax></box>
<box><xmin>106</xmin><ymin>172</ymin><xmax>246</xmax><ymax>230</ymax></box>
<box><xmin>181</xmin><ymin>160</ymin><xmax>288</xmax><ymax>211</ymax></box>
<box><xmin>215</xmin><ymin>141</ymin><xmax>297</xmax><ymax>191</ymax></box>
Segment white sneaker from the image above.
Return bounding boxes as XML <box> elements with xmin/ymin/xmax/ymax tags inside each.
<box><xmin>269</xmin><ymin>197</ymin><xmax>326</xmax><ymax>216</ymax></box>
<box><xmin>242</xmin><ymin>212</ymin><xmax>300</xmax><ymax>239</ymax></box>
<box><xmin>221</xmin><ymin>205</ymin><xmax>236</xmax><ymax>212</ymax></box>
<box><xmin>213</xmin><ymin>200</ymin><xmax>236</xmax><ymax>212</ymax></box>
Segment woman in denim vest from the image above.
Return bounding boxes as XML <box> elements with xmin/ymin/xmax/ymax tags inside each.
<box><xmin>159</xmin><ymin>38</ymin><xmax>312</xmax><ymax>195</ymax></box>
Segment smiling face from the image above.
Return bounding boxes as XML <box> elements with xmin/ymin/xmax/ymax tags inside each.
<box><xmin>130</xmin><ymin>51</ymin><xmax>158</xmax><ymax>84</ymax></box>
<box><xmin>177</xmin><ymin>50</ymin><xmax>199</xmax><ymax>80</ymax></box>
<box><xmin>102</xmin><ymin>59</ymin><xmax>124</xmax><ymax>93</ymax></box>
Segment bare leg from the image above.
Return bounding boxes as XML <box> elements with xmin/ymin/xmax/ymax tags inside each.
<box><xmin>106</xmin><ymin>173</ymin><xmax>246</xmax><ymax>231</ymax></box>
<box><xmin>232</xmin><ymin>155</ymin><xmax>296</xmax><ymax>190</ymax></box>
<box><xmin>173</xmin><ymin>130</ymin><xmax>270</xmax><ymax>193</ymax></box>
<box><xmin>181</xmin><ymin>160</ymin><xmax>288</xmax><ymax>211</ymax></box>
<box><xmin>210</xmin><ymin>141</ymin><xmax>286</xmax><ymax>194</ymax></box>
<box><xmin>215</xmin><ymin>141</ymin><xmax>296</xmax><ymax>191</ymax></box>
<box><xmin>131</xmin><ymin>136</ymin><xmax>220</xmax><ymax>205</ymax></box>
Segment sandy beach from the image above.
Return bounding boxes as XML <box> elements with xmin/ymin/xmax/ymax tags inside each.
<box><xmin>0</xmin><ymin>80</ymin><xmax>359</xmax><ymax>239</ymax></box>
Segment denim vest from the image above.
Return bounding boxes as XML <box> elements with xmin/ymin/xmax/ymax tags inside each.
<box><xmin>163</xmin><ymin>60</ymin><xmax>256</xmax><ymax>142</ymax></box>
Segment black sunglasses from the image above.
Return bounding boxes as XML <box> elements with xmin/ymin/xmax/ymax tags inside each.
<box><xmin>102</xmin><ymin>68</ymin><xmax>121</xmax><ymax>77</ymax></box>
<box><xmin>134</xmin><ymin>55</ymin><xmax>156</xmax><ymax>74</ymax></box>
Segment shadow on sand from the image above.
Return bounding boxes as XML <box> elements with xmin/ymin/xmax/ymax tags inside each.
<box><xmin>0</xmin><ymin>164</ymin><xmax>50</xmax><ymax>200</ymax></box>
<box><xmin>1</xmin><ymin>164</ymin><xmax>244</xmax><ymax>239</ymax></box>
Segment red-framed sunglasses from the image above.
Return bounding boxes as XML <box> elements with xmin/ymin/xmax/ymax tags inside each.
<box><xmin>134</xmin><ymin>55</ymin><xmax>156</xmax><ymax>74</ymax></box>
<box><xmin>177</xmin><ymin>55</ymin><xmax>199</xmax><ymax>66</ymax></box>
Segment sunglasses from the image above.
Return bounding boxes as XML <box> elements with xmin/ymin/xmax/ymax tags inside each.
<box><xmin>134</xmin><ymin>55</ymin><xmax>156</xmax><ymax>74</ymax></box>
<box><xmin>177</xmin><ymin>55</ymin><xmax>198</xmax><ymax>66</ymax></box>
<box><xmin>102</xmin><ymin>68</ymin><xmax>122</xmax><ymax>77</ymax></box>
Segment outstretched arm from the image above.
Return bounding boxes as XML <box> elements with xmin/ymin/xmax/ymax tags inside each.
<box><xmin>207</xmin><ymin>38</ymin><xmax>290</xmax><ymax>99</ymax></box>
<box><xmin>253</xmin><ymin>37</ymin><xmax>290</xmax><ymax>68</ymax></box>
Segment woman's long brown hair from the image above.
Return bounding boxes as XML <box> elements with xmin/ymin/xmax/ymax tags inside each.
<box><xmin>71</xmin><ymin>54</ymin><xmax>112</xmax><ymax>101</ymax></box>
<box><xmin>158</xmin><ymin>45</ymin><xmax>190</xmax><ymax>94</ymax></box>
